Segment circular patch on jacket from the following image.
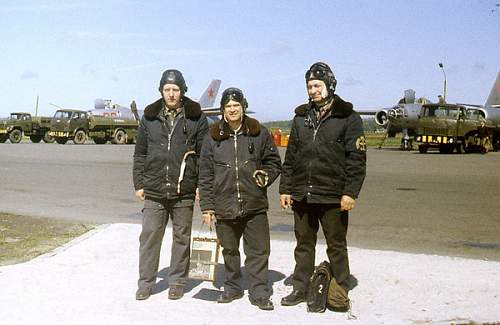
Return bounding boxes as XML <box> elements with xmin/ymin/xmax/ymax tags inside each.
<box><xmin>356</xmin><ymin>136</ymin><xmax>366</xmax><ymax>151</ymax></box>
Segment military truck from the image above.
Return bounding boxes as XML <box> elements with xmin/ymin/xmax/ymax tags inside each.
<box><xmin>414</xmin><ymin>103</ymin><xmax>486</xmax><ymax>153</ymax></box>
<box><xmin>0</xmin><ymin>112</ymin><xmax>54</xmax><ymax>144</ymax></box>
<box><xmin>49</xmin><ymin>109</ymin><xmax>139</xmax><ymax>145</ymax></box>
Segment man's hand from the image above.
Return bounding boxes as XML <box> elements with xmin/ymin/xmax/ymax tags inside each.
<box><xmin>202</xmin><ymin>210</ymin><xmax>216</xmax><ymax>231</ymax></box>
<box><xmin>340</xmin><ymin>195</ymin><xmax>355</xmax><ymax>211</ymax></box>
<box><xmin>135</xmin><ymin>189</ymin><xmax>145</xmax><ymax>201</ymax></box>
<box><xmin>280</xmin><ymin>194</ymin><xmax>293</xmax><ymax>210</ymax></box>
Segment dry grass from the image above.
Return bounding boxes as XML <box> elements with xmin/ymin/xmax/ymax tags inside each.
<box><xmin>365</xmin><ymin>133</ymin><xmax>403</xmax><ymax>148</ymax></box>
<box><xmin>0</xmin><ymin>213</ymin><xmax>94</xmax><ymax>266</ymax></box>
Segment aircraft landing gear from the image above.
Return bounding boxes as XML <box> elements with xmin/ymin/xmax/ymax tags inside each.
<box><xmin>400</xmin><ymin>128</ymin><xmax>412</xmax><ymax>151</ymax></box>
<box><xmin>400</xmin><ymin>138</ymin><xmax>413</xmax><ymax>151</ymax></box>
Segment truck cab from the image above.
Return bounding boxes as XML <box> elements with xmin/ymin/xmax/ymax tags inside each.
<box><xmin>414</xmin><ymin>104</ymin><xmax>485</xmax><ymax>153</ymax></box>
<box><xmin>50</xmin><ymin>109</ymin><xmax>90</xmax><ymax>144</ymax></box>
<box><xmin>0</xmin><ymin>112</ymin><xmax>54</xmax><ymax>144</ymax></box>
<box><xmin>10</xmin><ymin>112</ymin><xmax>32</xmax><ymax>121</ymax></box>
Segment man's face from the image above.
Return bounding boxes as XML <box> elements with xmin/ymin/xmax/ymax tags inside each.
<box><xmin>162</xmin><ymin>84</ymin><xmax>182</xmax><ymax>109</ymax></box>
<box><xmin>223</xmin><ymin>100</ymin><xmax>243</xmax><ymax>124</ymax></box>
<box><xmin>307</xmin><ymin>79</ymin><xmax>327</xmax><ymax>103</ymax></box>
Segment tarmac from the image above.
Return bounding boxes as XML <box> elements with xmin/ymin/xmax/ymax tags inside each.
<box><xmin>1</xmin><ymin>223</ymin><xmax>499</xmax><ymax>325</ymax></box>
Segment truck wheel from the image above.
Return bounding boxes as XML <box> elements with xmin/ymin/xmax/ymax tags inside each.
<box><xmin>55</xmin><ymin>138</ymin><xmax>68</xmax><ymax>144</ymax></box>
<box><xmin>30</xmin><ymin>135</ymin><xmax>43</xmax><ymax>143</ymax></box>
<box><xmin>43</xmin><ymin>131</ymin><xmax>55</xmax><ymax>143</ymax></box>
<box><xmin>0</xmin><ymin>135</ymin><xmax>7</xmax><ymax>143</ymax></box>
<box><xmin>112</xmin><ymin>130</ymin><xmax>127</xmax><ymax>144</ymax></box>
<box><xmin>93</xmin><ymin>137</ymin><xmax>107</xmax><ymax>144</ymax></box>
<box><xmin>9</xmin><ymin>129</ymin><xmax>23</xmax><ymax>143</ymax></box>
<box><xmin>418</xmin><ymin>145</ymin><xmax>428</xmax><ymax>154</ymax></box>
<box><xmin>73</xmin><ymin>130</ymin><xmax>87</xmax><ymax>144</ymax></box>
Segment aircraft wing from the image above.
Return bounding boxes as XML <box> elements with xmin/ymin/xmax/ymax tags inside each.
<box><xmin>202</xmin><ymin>107</ymin><xmax>254</xmax><ymax>117</ymax></box>
<box><xmin>203</xmin><ymin>109</ymin><xmax>221</xmax><ymax>117</ymax></box>
<box><xmin>457</xmin><ymin>103</ymin><xmax>482</xmax><ymax>108</ymax></box>
<box><xmin>356</xmin><ymin>110</ymin><xmax>378</xmax><ymax>116</ymax></box>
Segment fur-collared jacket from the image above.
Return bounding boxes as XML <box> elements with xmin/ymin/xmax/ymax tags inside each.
<box><xmin>133</xmin><ymin>97</ymin><xmax>208</xmax><ymax>200</ymax></box>
<box><xmin>279</xmin><ymin>95</ymin><xmax>366</xmax><ymax>204</ymax></box>
<box><xmin>198</xmin><ymin>116</ymin><xmax>281</xmax><ymax>219</ymax></box>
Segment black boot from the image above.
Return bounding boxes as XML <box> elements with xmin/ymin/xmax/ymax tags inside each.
<box><xmin>217</xmin><ymin>291</ymin><xmax>244</xmax><ymax>303</ymax></box>
<box><xmin>168</xmin><ymin>285</ymin><xmax>184</xmax><ymax>300</ymax></box>
<box><xmin>135</xmin><ymin>287</ymin><xmax>152</xmax><ymax>301</ymax></box>
<box><xmin>281</xmin><ymin>290</ymin><xmax>306</xmax><ymax>306</ymax></box>
<box><xmin>249</xmin><ymin>296</ymin><xmax>274</xmax><ymax>311</ymax></box>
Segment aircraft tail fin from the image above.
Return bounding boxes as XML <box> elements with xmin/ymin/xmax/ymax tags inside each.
<box><xmin>198</xmin><ymin>79</ymin><xmax>221</xmax><ymax>109</ymax></box>
<box><xmin>485</xmin><ymin>71</ymin><xmax>500</xmax><ymax>107</ymax></box>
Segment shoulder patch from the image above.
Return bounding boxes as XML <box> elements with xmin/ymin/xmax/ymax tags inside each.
<box><xmin>356</xmin><ymin>136</ymin><xmax>366</xmax><ymax>152</ymax></box>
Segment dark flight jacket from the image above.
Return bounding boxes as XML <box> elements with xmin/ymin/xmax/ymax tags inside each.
<box><xmin>279</xmin><ymin>95</ymin><xmax>366</xmax><ymax>204</ymax></box>
<box><xmin>198</xmin><ymin>116</ymin><xmax>282</xmax><ymax>219</ymax></box>
<box><xmin>133</xmin><ymin>97</ymin><xmax>209</xmax><ymax>200</ymax></box>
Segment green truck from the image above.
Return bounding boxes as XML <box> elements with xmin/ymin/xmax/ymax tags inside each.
<box><xmin>49</xmin><ymin>109</ymin><xmax>139</xmax><ymax>145</ymax></box>
<box><xmin>0</xmin><ymin>112</ymin><xmax>54</xmax><ymax>144</ymax></box>
<box><xmin>414</xmin><ymin>103</ymin><xmax>486</xmax><ymax>153</ymax></box>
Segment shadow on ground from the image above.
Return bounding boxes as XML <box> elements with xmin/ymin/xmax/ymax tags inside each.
<box><xmin>154</xmin><ymin>264</ymin><xmax>286</xmax><ymax>301</ymax></box>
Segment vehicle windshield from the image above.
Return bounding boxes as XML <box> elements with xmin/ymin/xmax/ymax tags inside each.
<box><xmin>10</xmin><ymin>114</ymin><xmax>23</xmax><ymax>120</ymax></box>
<box><xmin>466</xmin><ymin>109</ymin><xmax>484</xmax><ymax>120</ymax></box>
<box><xmin>54</xmin><ymin>111</ymin><xmax>72</xmax><ymax>119</ymax></box>
<box><xmin>422</xmin><ymin>106</ymin><xmax>459</xmax><ymax>119</ymax></box>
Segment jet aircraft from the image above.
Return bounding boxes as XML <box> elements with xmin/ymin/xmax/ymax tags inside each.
<box><xmin>358</xmin><ymin>71</ymin><xmax>500</xmax><ymax>150</ymax></box>
<box><xmin>89</xmin><ymin>79</ymin><xmax>222</xmax><ymax>121</ymax></box>
<box><xmin>357</xmin><ymin>89</ymin><xmax>431</xmax><ymax>150</ymax></box>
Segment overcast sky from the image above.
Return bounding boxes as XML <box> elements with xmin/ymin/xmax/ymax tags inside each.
<box><xmin>1</xmin><ymin>0</ymin><xmax>499</xmax><ymax>121</ymax></box>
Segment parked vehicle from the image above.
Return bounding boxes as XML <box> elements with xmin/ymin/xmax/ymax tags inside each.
<box><xmin>414</xmin><ymin>104</ymin><xmax>487</xmax><ymax>153</ymax></box>
<box><xmin>49</xmin><ymin>109</ymin><xmax>138</xmax><ymax>145</ymax></box>
<box><xmin>0</xmin><ymin>112</ymin><xmax>54</xmax><ymax>144</ymax></box>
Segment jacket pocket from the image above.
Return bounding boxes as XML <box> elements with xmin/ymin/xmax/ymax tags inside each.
<box><xmin>213</xmin><ymin>160</ymin><xmax>232</xmax><ymax>193</ymax></box>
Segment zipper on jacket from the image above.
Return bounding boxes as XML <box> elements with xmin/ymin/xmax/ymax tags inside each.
<box><xmin>163</xmin><ymin>118</ymin><xmax>180</xmax><ymax>184</ymax></box>
<box><xmin>232</xmin><ymin>134</ymin><xmax>243</xmax><ymax>214</ymax></box>
<box><xmin>167</xmin><ymin>119</ymin><xmax>178</xmax><ymax>151</ymax></box>
<box><xmin>308</xmin><ymin>114</ymin><xmax>327</xmax><ymax>193</ymax></box>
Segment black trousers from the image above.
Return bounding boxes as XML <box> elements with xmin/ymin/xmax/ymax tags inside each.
<box><xmin>216</xmin><ymin>213</ymin><xmax>271</xmax><ymax>299</ymax></box>
<box><xmin>138</xmin><ymin>197</ymin><xmax>193</xmax><ymax>290</ymax></box>
<box><xmin>291</xmin><ymin>201</ymin><xmax>350</xmax><ymax>292</ymax></box>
